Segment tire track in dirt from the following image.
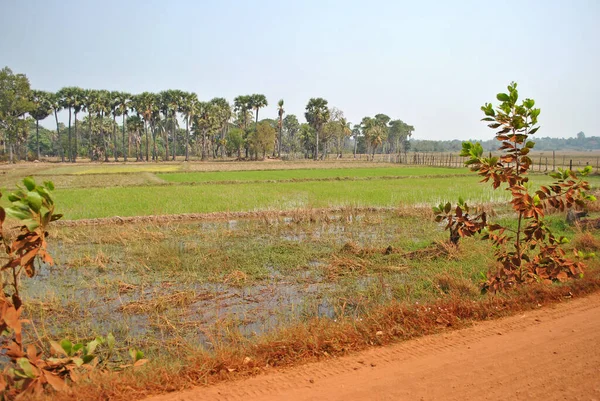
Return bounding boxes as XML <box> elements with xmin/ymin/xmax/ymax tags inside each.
<box><xmin>145</xmin><ymin>293</ymin><xmax>600</xmax><ymax>401</ymax></box>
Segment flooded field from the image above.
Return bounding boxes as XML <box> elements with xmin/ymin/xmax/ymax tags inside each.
<box><xmin>23</xmin><ymin>210</ymin><xmax>486</xmax><ymax>357</ymax></box>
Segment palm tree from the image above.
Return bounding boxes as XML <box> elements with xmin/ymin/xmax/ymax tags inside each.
<box><xmin>192</xmin><ymin>101</ymin><xmax>216</xmax><ymax>161</ymax></box>
<box><xmin>249</xmin><ymin>94</ymin><xmax>268</xmax><ymax>126</ymax></box>
<box><xmin>277</xmin><ymin>99</ymin><xmax>284</xmax><ymax>157</ymax></box>
<box><xmin>83</xmin><ymin>89</ymin><xmax>99</xmax><ymax>160</ymax></box>
<box><xmin>56</xmin><ymin>88</ymin><xmax>71</xmax><ymax>162</ymax></box>
<box><xmin>305</xmin><ymin>98</ymin><xmax>330</xmax><ymax>160</ymax></box>
<box><xmin>127</xmin><ymin>114</ymin><xmax>144</xmax><ymax>161</ymax></box>
<box><xmin>234</xmin><ymin>95</ymin><xmax>252</xmax><ymax>158</ymax></box>
<box><xmin>338</xmin><ymin>117</ymin><xmax>352</xmax><ymax>158</ymax></box>
<box><xmin>109</xmin><ymin>91</ymin><xmax>124</xmax><ymax>161</ymax></box>
<box><xmin>133</xmin><ymin>92</ymin><xmax>158</xmax><ymax>161</ymax></box>
<box><xmin>178</xmin><ymin>92</ymin><xmax>198</xmax><ymax>161</ymax></box>
<box><xmin>361</xmin><ymin>117</ymin><xmax>388</xmax><ymax>160</ymax></box>
<box><xmin>116</xmin><ymin>92</ymin><xmax>131</xmax><ymax>161</ymax></box>
<box><xmin>96</xmin><ymin>90</ymin><xmax>111</xmax><ymax>162</ymax></box>
<box><xmin>30</xmin><ymin>90</ymin><xmax>53</xmax><ymax>160</ymax></box>
<box><xmin>48</xmin><ymin>92</ymin><xmax>64</xmax><ymax>161</ymax></box>
<box><xmin>71</xmin><ymin>87</ymin><xmax>85</xmax><ymax>162</ymax></box>
<box><xmin>210</xmin><ymin>97</ymin><xmax>231</xmax><ymax>158</ymax></box>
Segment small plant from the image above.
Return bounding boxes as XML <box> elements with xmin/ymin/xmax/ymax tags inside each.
<box><xmin>434</xmin><ymin>83</ymin><xmax>595</xmax><ymax>292</ymax></box>
<box><xmin>0</xmin><ymin>178</ymin><xmax>147</xmax><ymax>399</ymax></box>
<box><xmin>433</xmin><ymin>197</ymin><xmax>486</xmax><ymax>245</ymax></box>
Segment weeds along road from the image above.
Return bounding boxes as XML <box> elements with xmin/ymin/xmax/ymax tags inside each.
<box><xmin>146</xmin><ymin>293</ymin><xmax>600</xmax><ymax>401</ymax></box>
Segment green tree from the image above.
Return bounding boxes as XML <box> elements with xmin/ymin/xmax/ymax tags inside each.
<box><xmin>30</xmin><ymin>90</ymin><xmax>53</xmax><ymax>160</ymax></box>
<box><xmin>249</xmin><ymin>94</ymin><xmax>268</xmax><ymax>126</ymax></box>
<box><xmin>192</xmin><ymin>101</ymin><xmax>217</xmax><ymax>161</ymax></box>
<box><xmin>179</xmin><ymin>92</ymin><xmax>198</xmax><ymax>161</ymax></box>
<box><xmin>0</xmin><ymin>67</ymin><xmax>33</xmax><ymax>162</ymax></box>
<box><xmin>115</xmin><ymin>92</ymin><xmax>131</xmax><ymax>161</ymax></box>
<box><xmin>225</xmin><ymin>127</ymin><xmax>244</xmax><ymax>158</ymax></box>
<box><xmin>210</xmin><ymin>97</ymin><xmax>231</xmax><ymax>158</ymax></box>
<box><xmin>48</xmin><ymin>92</ymin><xmax>64</xmax><ymax>161</ymax></box>
<box><xmin>305</xmin><ymin>98</ymin><xmax>330</xmax><ymax>160</ymax></box>
<box><xmin>282</xmin><ymin>114</ymin><xmax>300</xmax><ymax>156</ymax></box>
<box><xmin>249</xmin><ymin>120</ymin><xmax>276</xmax><ymax>159</ymax></box>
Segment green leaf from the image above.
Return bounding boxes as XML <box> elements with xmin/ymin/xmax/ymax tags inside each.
<box><xmin>23</xmin><ymin>177</ymin><xmax>36</xmax><ymax>191</ymax></box>
<box><xmin>26</xmin><ymin>191</ymin><xmax>42</xmax><ymax>213</ymax></box>
<box><xmin>72</xmin><ymin>343</ymin><xmax>84</xmax><ymax>353</ymax></box>
<box><xmin>44</xmin><ymin>181</ymin><xmax>55</xmax><ymax>191</ymax></box>
<box><xmin>525</xmin><ymin>141</ymin><xmax>535</xmax><ymax>149</ymax></box>
<box><xmin>7</xmin><ymin>194</ymin><xmax>20</xmax><ymax>202</ymax></box>
<box><xmin>60</xmin><ymin>339</ymin><xmax>73</xmax><ymax>356</ymax></box>
<box><xmin>17</xmin><ymin>358</ymin><xmax>37</xmax><ymax>379</ymax></box>
<box><xmin>5</xmin><ymin>207</ymin><xmax>32</xmax><ymax>221</ymax></box>
<box><xmin>82</xmin><ymin>354</ymin><xmax>95</xmax><ymax>364</ymax></box>
<box><xmin>496</xmin><ymin>93</ymin><xmax>510</xmax><ymax>102</ymax></box>
<box><xmin>529</xmin><ymin>127</ymin><xmax>540</xmax><ymax>135</ymax></box>
<box><xmin>107</xmin><ymin>333</ymin><xmax>115</xmax><ymax>350</ymax></box>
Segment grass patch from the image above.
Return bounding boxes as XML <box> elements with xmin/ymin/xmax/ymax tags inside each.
<box><xmin>158</xmin><ymin>166</ymin><xmax>469</xmax><ymax>183</ymax></box>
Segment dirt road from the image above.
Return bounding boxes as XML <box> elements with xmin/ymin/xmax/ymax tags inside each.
<box><xmin>146</xmin><ymin>294</ymin><xmax>600</xmax><ymax>401</ymax></box>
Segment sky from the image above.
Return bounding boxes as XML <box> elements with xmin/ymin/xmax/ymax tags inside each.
<box><xmin>1</xmin><ymin>0</ymin><xmax>598</xmax><ymax>141</ymax></box>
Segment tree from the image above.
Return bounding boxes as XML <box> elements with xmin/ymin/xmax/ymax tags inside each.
<box><xmin>210</xmin><ymin>97</ymin><xmax>231</xmax><ymax>158</ymax></box>
<box><xmin>179</xmin><ymin>92</ymin><xmax>198</xmax><ymax>161</ymax></box>
<box><xmin>305</xmin><ymin>98</ymin><xmax>330</xmax><ymax>160</ymax></box>
<box><xmin>83</xmin><ymin>89</ymin><xmax>98</xmax><ymax>160</ymax></box>
<box><xmin>435</xmin><ymin>82</ymin><xmax>594</xmax><ymax>292</ymax></box>
<box><xmin>0</xmin><ymin>67</ymin><xmax>33</xmax><ymax>162</ymax></box>
<box><xmin>282</xmin><ymin>114</ymin><xmax>300</xmax><ymax>157</ymax></box>
<box><xmin>225</xmin><ymin>127</ymin><xmax>244</xmax><ymax>158</ymax></box>
<box><xmin>277</xmin><ymin>99</ymin><xmax>284</xmax><ymax>157</ymax></box>
<box><xmin>192</xmin><ymin>101</ymin><xmax>217</xmax><ymax>161</ymax></box>
<box><xmin>361</xmin><ymin>116</ymin><xmax>388</xmax><ymax>159</ymax></box>
<box><xmin>48</xmin><ymin>92</ymin><xmax>64</xmax><ymax>161</ymax></box>
<box><xmin>249</xmin><ymin>120</ymin><xmax>276</xmax><ymax>159</ymax></box>
<box><xmin>133</xmin><ymin>92</ymin><xmax>158</xmax><ymax>161</ymax></box>
<box><xmin>126</xmin><ymin>114</ymin><xmax>143</xmax><ymax>161</ymax></box>
<box><xmin>30</xmin><ymin>90</ymin><xmax>53</xmax><ymax>160</ymax></box>
<box><xmin>249</xmin><ymin>94</ymin><xmax>268</xmax><ymax>126</ymax></box>
<box><xmin>96</xmin><ymin>90</ymin><xmax>111</xmax><ymax>162</ymax></box>
<box><xmin>115</xmin><ymin>92</ymin><xmax>131</xmax><ymax>161</ymax></box>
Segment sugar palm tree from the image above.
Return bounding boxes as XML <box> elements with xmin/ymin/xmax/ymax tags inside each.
<box><xmin>56</xmin><ymin>88</ymin><xmax>72</xmax><ymax>162</ymax></box>
<box><xmin>192</xmin><ymin>101</ymin><xmax>216</xmax><ymax>161</ymax></box>
<box><xmin>133</xmin><ymin>92</ymin><xmax>159</xmax><ymax>161</ymax></box>
<box><xmin>126</xmin><ymin>114</ymin><xmax>143</xmax><ymax>161</ymax></box>
<box><xmin>277</xmin><ymin>99</ymin><xmax>284</xmax><ymax>157</ymax></box>
<box><xmin>71</xmin><ymin>87</ymin><xmax>85</xmax><ymax>162</ymax></box>
<box><xmin>48</xmin><ymin>92</ymin><xmax>64</xmax><ymax>161</ymax></box>
<box><xmin>178</xmin><ymin>91</ymin><xmax>198</xmax><ymax>161</ymax></box>
<box><xmin>96</xmin><ymin>90</ymin><xmax>111</xmax><ymax>162</ymax></box>
<box><xmin>249</xmin><ymin>94</ymin><xmax>268</xmax><ymax>126</ymax></box>
<box><xmin>209</xmin><ymin>97</ymin><xmax>231</xmax><ymax>158</ymax></box>
<box><xmin>305</xmin><ymin>98</ymin><xmax>330</xmax><ymax>160</ymax></box>
<box><xmin>30</xmin><ymin>90</ymin><xmax>53</xmax><ymax>160</ymax></box>
<box><xmin>83</xmin><ymin>89</ymin><xmax>99</xmax><ymax>160</ymax></box>
<box><xmin>116</xmin><ymin>92</ymin><xmax>131</xmax><ymax>161</ymax></box>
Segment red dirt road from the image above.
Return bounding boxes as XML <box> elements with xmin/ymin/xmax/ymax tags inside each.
<box><xmin>146</xmin><ymin>294</ymin><xmax>600</xmax><ymax>401</ymax></box>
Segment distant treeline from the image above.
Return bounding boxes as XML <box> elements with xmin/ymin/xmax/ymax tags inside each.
<box><xmin>410</xmin><ymin>132</ymin><xmax>597</xmax><ymax>153</ymax></box>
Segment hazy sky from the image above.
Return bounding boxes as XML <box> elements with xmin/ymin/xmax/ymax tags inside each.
<box><xmin>1</xmin><ymin>0</ymin><xmax>598</xmax><ymax>140</ymax></box>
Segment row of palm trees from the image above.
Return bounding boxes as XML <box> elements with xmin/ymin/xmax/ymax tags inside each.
<box><xmin>30</xmin><ymin>88</ymin><xmax>252</xmax><ymax>162</ymax></box>
<box><xmin>27</xmin><ymin>92</ymin><xmax>412</xmax><ymax>163</ymax></box>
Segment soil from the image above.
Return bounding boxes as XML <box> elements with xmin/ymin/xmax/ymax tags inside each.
<box><xmin>145</xmin><ymin>293</ymin><xmax>600</xmax><ymax>401</ymax></box>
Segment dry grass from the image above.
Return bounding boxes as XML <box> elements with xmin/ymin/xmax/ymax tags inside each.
<box><xmin>118</xmin><ymin>291</ymin><xmax>198</xmax><ymax>314</ymax></box>
<box><xmin>45</xmin><ymin>269</ymin><xmax>600</xmax><ymax>401</ymax></box>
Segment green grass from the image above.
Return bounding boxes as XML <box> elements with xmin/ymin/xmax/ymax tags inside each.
<box><xmin>41</xmin><ymin>164</ymin><xmax>181</xmax><ymax>175</ymax></box>
<box><xmin>158</xmin><ymin>166</ymin><xmax>468</xmax><ymax>182</ymax></box>
<box><xmin>52</xmin><ymin>176</ymin><xmax>500</xmax><ymax>219</ymax></box>
<box><xmin>50</xmin><ymin>174</ymin><xmax>600</xmax><ymax>220</ymax></box>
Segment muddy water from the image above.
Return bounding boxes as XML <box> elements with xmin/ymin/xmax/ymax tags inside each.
<box><xmin>21</xmin><ymin>211</ymin><xmax>432</xmax><ymax>354</ymax></box>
